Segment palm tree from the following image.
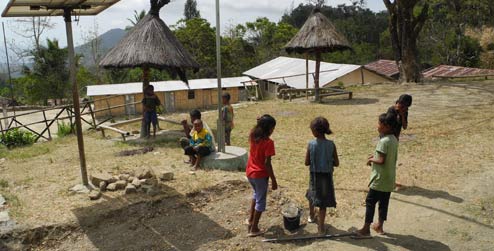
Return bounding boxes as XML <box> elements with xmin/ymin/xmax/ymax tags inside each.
<box><xmin>126</xmin><ymin>10</ymin><xmax>146</xmax><ymax>30</ymax></box>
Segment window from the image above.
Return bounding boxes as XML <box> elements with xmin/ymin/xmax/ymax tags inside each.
<box><xmin>188</xmin><ymin>90</ymin><xmax>195</xmax><ymax>99</ymax></box>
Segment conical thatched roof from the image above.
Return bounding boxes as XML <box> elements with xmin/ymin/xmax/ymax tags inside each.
<box><xmin>99</xmin><ymin>12</ymin><xmax>199</xmax><ymax>80</ymax></box>
<box><xmin>285</xmin><ymin>9</ymin><xmax>351</xmax><ymax>54</ymax></box>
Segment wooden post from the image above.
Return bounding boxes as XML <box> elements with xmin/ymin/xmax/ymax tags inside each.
<box><xmin>314</xmin><ymin>51</ymin><xmax>321</xmax><ymax>102</ymax></box>
<box><xmin>360</xmin><ymin>66</ymin><xmax>365</xmax><ymax>85</ymax></box>
<box><xmin>2</xmin><ymin>103</ymin><xmax>7</xmax><ymax>129</ymax></box>
<box><xmin>140</xmin><ymin>66</ymin><xmax>150</xmax><ymax>138</ymax></box>
<box><xmin>64</xmin><ymin>9</ymin><xmax>88</xmax><ymax>186</ymax></box>
<box><xmin>305</xmin><ymin>53</ymin><xmax>309</xmax><ymax>100</ymax></box>
<box><xmin>42</xmin><ymin>110</ymin><xmax>51</xmax><ymax>140</ymax></box>
<box><xmin>88</xmin><ymin>102</ymin><xmax>97</xmax><ymax>130</ymax></box>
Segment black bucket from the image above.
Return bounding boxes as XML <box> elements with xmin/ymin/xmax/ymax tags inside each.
<box><xmin>282</xmin><ymin>207</ymin><xmax>302</xmax><ymax>231</ymax></box>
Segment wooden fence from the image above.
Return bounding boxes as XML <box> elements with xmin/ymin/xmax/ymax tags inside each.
<box><xmin>0</xmin><ymin>96</ymin><xmax>138</xmax><ymax>143</ymax></box>
<box><xmin>278</xmin><ymin>87</ymin><xmax>353</xmax><ymax>101</ymax></box>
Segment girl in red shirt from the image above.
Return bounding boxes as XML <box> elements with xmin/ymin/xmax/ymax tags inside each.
<box><xmin>246</xmin><ymin>114</ymin><xmax>278</xmax><ymax>237</ymax></box>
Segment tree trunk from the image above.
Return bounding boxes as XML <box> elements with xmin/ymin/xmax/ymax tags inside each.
<box><xmin>384</xmin><ymin>0</ymin><xmax>428</xmax><ymax>83</ymax></box>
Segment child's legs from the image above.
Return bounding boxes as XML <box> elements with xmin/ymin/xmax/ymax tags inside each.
<box><xmin>318</xmin><ymin>207</ymin><xmax>327</xmax><ymax>233</ymax></box>
<box><xmin>225</xmin><ymin>127</ymin><xmax>232</xmax><ymax>145</ymax></box>
<box><xmin>377</xmin><ymin>191</ymin><xmax>391</xmax><ymax>222</ymax></box>
<box><xmin>151</xmin><ymin>112</ymin><xmax>158</xmax><ymax>135</ymax></box>
<box><xmin>364</xmin><ymin>189</ymin><xmax>380</xmax><ymax>224</ymax></box>
<box><xmin>248</xmin><ymin>177</ymin><xmax>268</xmax><ymax>230</ymax></box>
<box><xmin>308</xmin><ymin>202</ymin><xmax>315</xmax><ymax>219</ymax></box>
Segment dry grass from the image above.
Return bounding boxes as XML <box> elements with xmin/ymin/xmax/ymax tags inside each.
<box><xmin>1</xmin><ymin>80</ymin><xmax>494</xmax><ymax>236</ymax></box>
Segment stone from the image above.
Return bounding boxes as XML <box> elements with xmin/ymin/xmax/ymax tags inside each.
<box><xmin>137</xmin><ymin>168</ymin><xmax>154</xmax><ymax>179</ymax></box>
<box><xmin>107</xmin><ymin>183</ymin><xmax>117</xmax><ymax>191</ymax></box>
<box><xmin>159</xmin><ymin>171</ymin><xmax>174</xmax><ymax>181</ymax></box>
<box><xmin>0</xmin><ymin>211</ymin><xmax>10</xmax><ymax>222</ymax></box>
<box><xmin>141</xmin><ymin>185</ymin><xmax>159</xmax><ymax>196</ymax></box>
<box><xmin>142</xmin><ymin>177</ymin><xmax>158</xmax><ymax>186</ymax></box>
<box><xmin>119</xmin><ymin>174</ymin><xmax>130</xmax><ymax>181</ymax></box>
<box><xmin>115</xmin><ymin>180</ymin><xmax>127</xmax><ymax>190</ymax></box>
<box><xmin>90</xmin><ymin>173</ymin><xmax>113</xmax><ymax>187</ymax></box>
<box><xmin>69</xmin><ymin>184</ymin><xmax>90</xmax><ymax>194</ymax></box>
<box><xmin>0</xmin><ymin>195</ymin><xmax>5</xmax><ymax>206</ymax></box>
<box><xmin>88</xmin><ymin>190</ymin><xmax>102</xmax><ymax>200</ymax></box>
<box><xmin>127</xmin><ymin>176</ymin><xmax>135</xmax><ymax>182</ymax></box>
<box><xmin>201</xmin><ymin>146</ymin><xmax>248</xmax><ymax>171</ymax></box>
<box><xmin>99</xmin><ymin>181</ymin><xmax>108</xmax><ymax>192</ymax></box>
<box><xmin>131</xmin><ymin>178</ymin><xmax>141</xmax><ymax>188</ymax></box>
<box><xmin>125</xmin><ymin>184</ymin><xmax>137</xmax><ymax>194</ymax></box>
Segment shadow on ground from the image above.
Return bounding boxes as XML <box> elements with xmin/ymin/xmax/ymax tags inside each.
<box><xmin>396</xmin><ymin>186</ymin><xmax>464</xmax><ymax>203</ymax></box>
<box><xmin>70</xmin><ymin>184</ymin><xmax>233</xmax><ymax>251</ymax></box>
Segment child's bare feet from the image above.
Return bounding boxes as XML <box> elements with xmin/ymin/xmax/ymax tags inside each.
<box><xmin>352</xmin><ymin>228</ymin><xmax>371</xmax><ymax>239</ymax></box>
<box><xmin>318</xmin><ymin>225</ymin><xmax>326</xmax><ymax>235</ymax></box>
<box><xmin>371</xmin><ymin>223</ymin><xmax>385</xmax><ymax>235</ymax></box>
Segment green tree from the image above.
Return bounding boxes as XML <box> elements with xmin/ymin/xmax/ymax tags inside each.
<box><xmin>126</xmin><ymin>10</ymin><xmax>146</xmax><ymax>30</ymax></box>
<box><xmin>184</xmin><ymin>0</ymin><xmax>200</xmax><ymax>20</ymax></box>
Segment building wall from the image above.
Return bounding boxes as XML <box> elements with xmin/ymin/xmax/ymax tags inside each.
<box><xmin>92</xmin><ymin>87</ymin><xmax>243</xmax><ymax>119</ymax></box>
<box><xmin>325</xmin><ymin>68</ymin><xmax>392</xmax><ymax>87</ymax></box>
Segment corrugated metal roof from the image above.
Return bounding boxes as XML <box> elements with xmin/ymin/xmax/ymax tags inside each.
<box><xmin>422</xmin><ymin>65</ymin><xmax>494</xmax><ymax>79</ymax></box>
<box><xmin>2</xmin><ymin>0</ymin><xmax>120</xmax><ymax>17</ymax></box>
<box><xmin>87</xmin><ymin>77</ymin><xmax>253</xmax><ymax>96</ymax></box>
<box><xmin>364</xmin><ymin>59</ymin><xmax>399</xmax><ymax>79</ymax></box>
<box><xmin>243</xmin><ymin>56</ymin><xmax>361</xmax><ymax>89</ymax></box>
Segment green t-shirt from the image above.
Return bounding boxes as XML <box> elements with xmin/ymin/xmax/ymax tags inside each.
<box><xmin>369</xmin><ymin>134</ymin><xmax>399</xmax><ymax>192</ymax></box>
<box><xmin>222</xmin><ymin>104</ymin><xmax>234</xmax><ymax>129</ymax></box>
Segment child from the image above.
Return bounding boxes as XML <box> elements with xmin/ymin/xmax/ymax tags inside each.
<box><xmin>222</xmin><ymin>92</ymin><xmax>234</xmax><ymax>146</ymax></box>
<box><xmin>184</xmin><ymin>119</ymin><xmax>213</xmax><ymax>170</ymax></box>
<box><xmin>386</xmin><ymin>94</ymin><xmax>412</xmax><ymax>140</ymax></box>
<box><xmin>246</xmin><ymin>114</ymin><xmax>278</xmax><ymax>237</ymax></box>
<box><xmin>142</xmin><ymin>85</ymin><xmax>161</xmax><ymax>138</ymax></box>
<box><xmin>180</xmin><ymin>109</ymin><xmax>202</xmax><ymax>149</ymax></box>
<box><xmin>354</xmin><ymin>113</ymin><xmax>398</xmax><ymax>239</ymax></box>
<box><xmin>305</xmin><ymin>117</ymin><xmax>339</xmax><ymax>234</ymax></box>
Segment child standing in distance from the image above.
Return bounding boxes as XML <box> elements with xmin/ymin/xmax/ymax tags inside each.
<box><xmin>221</xmin><ymin>92</ymin><xmax>234</xmax><ymax>146</ymax></box>
<box><xmin>354</xmin><ymin>113</ymin><xmax>398</xmax><ymax>239</ymax></box>
<box><xmin>184</xmin><ymin>119</ymin><xmax>213</xmax><ymax>170</ymax></box>
<box><xmin>386</xmin><ymin>94</ymin><xmax>412</xmax><ymax>140</ymax></box>
<box><xmin>246</xmin><ymin>114</ymin><xmax>278</xmax><ymax>237</ymax></box>
<box><xmin>142</xmin><ymin>85</ymin><xmax>161</xmax><ymax>138</ymax></box>
<box><xmin>305</xmin><ymin>117</ymin><xmax>339</xmax><ymax>235</ymax></box>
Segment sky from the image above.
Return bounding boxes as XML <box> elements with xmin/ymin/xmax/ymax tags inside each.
<box><xmin>0</xmin><ymin>0</ymin><xmax>385</xmax><ymax>66</ymax></box>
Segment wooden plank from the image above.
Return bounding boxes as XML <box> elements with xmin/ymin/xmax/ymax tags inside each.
<box><xmin>157</xmin><ymin>116</ymin><xmax>181</xmax><ymax>125</ymax></box>
<box><xmin>107</xmin><ymin>117</ymin><xmax>142</xmax><ymax>127</ymax></box>
<box><xmin>97</xmin><ymin>125</ymin><xmax>130</xmax><ymax>136</ymax></box>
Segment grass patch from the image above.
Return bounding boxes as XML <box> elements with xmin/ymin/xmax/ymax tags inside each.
<box><xmin>0</xmin><ymin>179</ymin><xmax>8</xmax><ymax>188</ymax></box>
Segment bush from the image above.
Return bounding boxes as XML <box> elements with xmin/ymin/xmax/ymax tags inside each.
<box><xmin>57</xmin><ymin>121</ymin><xmax>75</xmax><ymax>137</ymax></box>
<box><xmin>0</xmin><ymin>128</ymin><xmax>36</xmax><ymax>148</ymax></box>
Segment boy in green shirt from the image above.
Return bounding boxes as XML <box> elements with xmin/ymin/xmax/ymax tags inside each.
<box><xmin>354</xmin><ymin>113</ymin><xmax>398</xmax><ymax>238</ymax></box>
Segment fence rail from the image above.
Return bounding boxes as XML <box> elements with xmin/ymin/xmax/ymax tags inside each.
<box><xmin>278</xmin><ymin>87</ymin><xmax>353</xmax><ymax>101</ymax></box>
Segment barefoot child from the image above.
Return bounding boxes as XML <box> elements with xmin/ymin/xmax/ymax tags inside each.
<box><xmin>386</xmin><ymin>94</ymin><xmax>412</xmax><ymax>189</ymax></box>
<box><xmin>184</xmin><ymin>119</ymin><xmax>213</xmax><ymax>170</ymax></box>
<box><xmin>305</xmin><ymin>117</ymin><xmax>339</xmax><ymax>234</ymax></box>
<box><xmin>246</xmin><ymin>114</ymin><xmax>278</xmax><ymax>237</ymax></box>
<box><xmin>142</xmin><ymin>85</ymin><xmax>161</xmax><ymax>138</ymax></box>
<box><xmin>355</xmin><ymin>113</ymin><xmax>398</xmax><ymax>238</ymax></box>
<box><xmin>222</xmin><ymin>92</ymin><xmax>234</xmax><ymax>146</ymax></box>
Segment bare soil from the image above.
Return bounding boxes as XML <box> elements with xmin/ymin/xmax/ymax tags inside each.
<box><xmin>1</xmin><ymin>81</ymin><xmax>494</xmax><ymax>250</ymax></box>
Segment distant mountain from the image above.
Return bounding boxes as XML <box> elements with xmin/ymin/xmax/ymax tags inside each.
<box><xmin>75</xmin><ymin>28</ymin><xmax>127</xmax><ymax>67</ymax></box>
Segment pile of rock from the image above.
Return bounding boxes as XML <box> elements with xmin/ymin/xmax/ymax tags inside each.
<box><xmin>87</xmin><ymin>168</ymin><xmax>174</xmax><ymax>200</ymax></box>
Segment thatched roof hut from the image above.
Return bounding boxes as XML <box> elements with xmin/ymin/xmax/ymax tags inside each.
<box><xmin>99</xmin><ymin>0</ymin><xmax>199</xmax><ymax>82</ymax></box>
<box><xmin>285</xmin><ymin>8</ymin><xmax>351</xmax><ymax>102</ymax></box>
<box><xmin>285</xmin><ymin>9</ymin><xmax>351</xmax><ymax>53</ymax></box>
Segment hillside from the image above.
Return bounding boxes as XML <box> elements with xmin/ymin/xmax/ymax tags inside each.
<box><xmin>75</xmin><ymin>28</ymin><xmax>126</xmax><ymax>67</ymax></box>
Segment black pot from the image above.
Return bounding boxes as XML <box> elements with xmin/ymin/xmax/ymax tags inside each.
<box><xmin>283</xmin><ymin>210</ymin><xmax>301</xmax><ymax>231</ymax></box>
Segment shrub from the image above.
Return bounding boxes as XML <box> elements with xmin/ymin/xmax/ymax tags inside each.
<box><xmin>0</xmin><ymin>128</ymin><xmax>36</xmax><ymax>148</ymax></box>
<box><xmin>57</xmin><ymin>120</ymin><xmax>75</xmax><ymax>137</ymax></box>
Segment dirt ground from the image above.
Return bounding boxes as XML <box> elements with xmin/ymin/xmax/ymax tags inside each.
<box><xmin>1</xmin><ymin>80</ymin><xmax>493</xmax><ymax>250</ymax></box>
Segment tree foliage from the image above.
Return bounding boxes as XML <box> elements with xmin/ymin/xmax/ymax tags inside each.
<box><xmin>184</xmin><ymin>0</ymin><xmax>200</xmax><ymax>20</ymax></box>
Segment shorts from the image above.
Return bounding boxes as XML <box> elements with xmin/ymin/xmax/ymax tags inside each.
<box><xmin>184</xmin><ymin>145</ymin><xmax>211</xmax><ymax>157</ymax></box>
<box><xmin>144</xmin><ymin>111</ymin><xmax>158</xmax><ymax>126</ymax></box>
<box><xmin>306</xmin><ymin>172</ymin><xmax>337</xmax><ymax>208</ymax></box>
<box><xmin>248</xmin><ymin>177</ymin><xmax>269</xmax><ymax>212</ymax></box>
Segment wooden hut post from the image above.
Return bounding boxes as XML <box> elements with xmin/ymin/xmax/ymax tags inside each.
<box><xmin>314</xmin><ymin>51</ymin><xmax>321</xmax><ymax>102</ymax></box>
<box><xmin>140</xmin><ymin>65</ymin><xmax>150</xmax><ymax>138</ymax></box>
<box><xmin>305</xmin><ymin>53</ymin><xmax>309</xmax><ymax>99</ymax></box>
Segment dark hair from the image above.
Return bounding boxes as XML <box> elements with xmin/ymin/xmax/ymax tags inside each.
<box><xmin>189</xmin><ymin>109</ymin><xmax>201</xmax><ymax>119</ymax></box>
<box><xmin>379</xmin><ymin>113</ymin><xmax>397</xmax><ymax>128</ymax></box>
<box><xmin>249</xmin><ymin>114</ymin><xmax>276</xmax><ymax>142</ymax></box>
<box><xmin>396</xmin><ymin>94</ymin><xmax>412</xmax><ymax>107</ymax></box>
<box><xmin>310</xmin><ymin>116</ymin><xmax>332</xmax><ymax>135</ymax></box>
<box><xmin>222</xmin><ymin>92</ymin><xmax>231</xmax><ymax>101</ymax></box>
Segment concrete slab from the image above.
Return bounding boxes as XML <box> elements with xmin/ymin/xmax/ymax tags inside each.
<box><xmin>202</xmin><ymin>146</ymin><xmax>248</xmax><ymax>171</ymax></box>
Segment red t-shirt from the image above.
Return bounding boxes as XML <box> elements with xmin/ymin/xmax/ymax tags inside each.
<box><xmin>246</xmin><ymin>138</ymin><xmax>275</xmax><ymax>178</ymax></box>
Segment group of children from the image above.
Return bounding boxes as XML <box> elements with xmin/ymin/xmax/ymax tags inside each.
<box><xmin>245</xmin><ymin>94</ymin><xmax>413</xmax><ymax>238</ymax></box>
